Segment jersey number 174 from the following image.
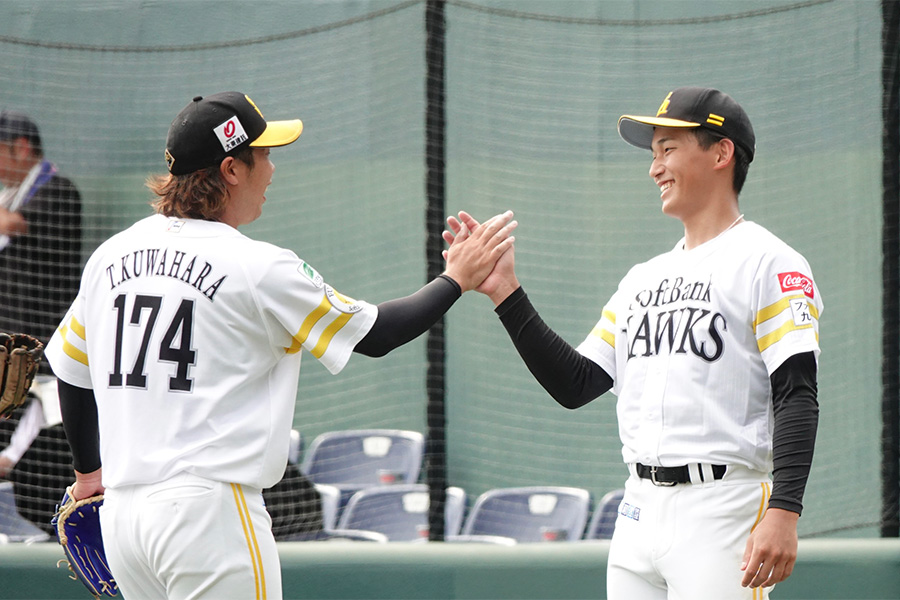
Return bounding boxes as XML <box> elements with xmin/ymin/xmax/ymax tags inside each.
<box><xmin>108</xmin><ymin>293</ymin><xmax>197</xmax><ymax>393</ymax></box>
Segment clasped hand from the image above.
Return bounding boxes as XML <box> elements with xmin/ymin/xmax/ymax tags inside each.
<box><xmin>442</xmin><ymin>210</ymin><xmax>516</xmax><ymax>293</ymax></box>
<box><xmin>443</xmin><ymin>211</ymin><xmax>520</xmax><ymax>304</ymax></box>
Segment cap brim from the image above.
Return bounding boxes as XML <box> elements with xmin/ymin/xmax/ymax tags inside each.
<box><xmin>251</xmin><ymin>119</ymin><xmax>303</xmax><ymax>148</ymax></box>
<box><xmin>617</xmin><ymin>115</ymin><xmax>699</xmax><ymax>150</ymax></box>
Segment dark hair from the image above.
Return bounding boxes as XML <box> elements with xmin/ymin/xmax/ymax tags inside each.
<box><xmin>0</xmin><ymin>111</ymin><xmax>43</xmax><ymax>157</ymax></box>
<box><xmin>692</xmin><ymin>128</ymin><xmax>750</xmax><ymax>194</ymax></box>
<box><xmin>147</xmin><ymin>146</ymin><xmax>256</xmax><ymax>220</ymax></box>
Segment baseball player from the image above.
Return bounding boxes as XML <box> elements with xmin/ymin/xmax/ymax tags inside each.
<box><xmin>446</xmin><ymin>87</ymin><xmax>821</xmax><ymax>599</ymax></box>
<box><xmin>45</xmin><ymin>91</ymin><xmax>516</xmax><ymax>600</ymax></box>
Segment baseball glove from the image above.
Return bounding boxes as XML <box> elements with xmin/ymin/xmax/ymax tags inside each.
<box><xmin>52</xmin><ymin>486</ymin><xmax>118</xmax><ymax>598</ymax></box>
<box><xmin>0</xmin><ymin>332</ymin><xmax>43</xmax><ymax>420</ymax></box>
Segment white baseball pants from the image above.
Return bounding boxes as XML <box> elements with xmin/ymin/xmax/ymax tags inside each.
<box><xmin>607</xmin><ymin>465</ymin><xmax>773</xmax><ymax>600</ymax></box>
<box><xmin>100</xmin><ymin>473</ymin><xmax>281</xmax><ymax>600</ymax></box>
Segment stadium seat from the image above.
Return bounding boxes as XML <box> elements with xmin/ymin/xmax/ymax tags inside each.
<box><xmin>277</xmin><ymin>483</ymin><xmax>342</xmax><ymax>542</ymax></box>
<box><xmin>315</xmin><ymin>483</ymin><xmax>341</xmax><ymax>531</ymax></box>
<box><xmin>444</xmin><ymin>486</ymin><xmax>467</xmax><ymax>537</ymax></box>
<box><xmin>448</xmin><ymin>486</ymin><xmax>591</xmax><ymax>544</ymax></box>
<box><xmin>299</xmin><ymin>429</ymin><xmax>425</xmax><ymax>506</ymax></box>
<box><xmin>288</xmin><ymin>428</ymin><xmax>303</xmax><ymax>465</ymax></box>
<box><xmin>0</xmin><ymin>481</ymin><xmax>50</xmax><ymax>543</ymax></box>
<box><xmin>329</xmin><ymin>484</ymin><xmax>466</xmax><ymax>541</ymax></box>
<box><xmin>583</xmin><ymin>488</ymin><xmax>624</xmax><ymax>540</ymax></box>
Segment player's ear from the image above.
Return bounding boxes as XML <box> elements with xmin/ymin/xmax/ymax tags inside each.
<box><xmin>712</xmin><ymin>137</ymin><xmax>735</xmax><ymax>170</ymax></box>
<box><xmin>219</xmin><ymin>156</ymin><xmax>241</xmax><ymax>186</ymax></box>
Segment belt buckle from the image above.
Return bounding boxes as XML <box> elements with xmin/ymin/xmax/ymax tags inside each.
<box><xmin>649</xmin><ymin>466</ymin><xmax>677</xmax><ymax>487</ymax></box>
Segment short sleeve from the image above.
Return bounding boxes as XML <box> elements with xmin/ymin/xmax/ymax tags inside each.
<box><xmin>753</xmin><ymin>255</ymin><xmax>823</xmax><ymax>374</ymax></box>
<box><xmin>45</xmin><ymin>295</ymin><xmax>93</xmax><ymax>389</ymax></box>
<box><xmin>254</xmin><ymin>251</ymin><xmax>378</xmax><ymax>375</ymax></box>
<box><xmin>576</xmin><ymin>289</ymin><xmax>624</xmax><ymax>386</ymax></box>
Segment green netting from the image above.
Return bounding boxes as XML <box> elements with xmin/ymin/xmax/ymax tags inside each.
<box><xmin>0</xmin><ymin>0</ymin><xmax>886</xmax><ymax>538</ymax></box>
<box><xmin>443</xmin><ymin>0</ymin><xmax>881</xmax><ymax>537</ymax></box>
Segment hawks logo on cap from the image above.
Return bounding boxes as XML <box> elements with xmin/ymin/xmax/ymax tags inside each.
<box><xmin>656</xmin><ymin>92</ymin><xmax>673</xmax><ymax>117</ymax></box>
<box><xmin>165</xmin><ymin>149</ymin><xmax>175</xmax><ymax>172</ymax></box>
<box><xmin>245</xmin><ymin>95</ymin><xmax>264</xmax><ymax>119</ymax></box>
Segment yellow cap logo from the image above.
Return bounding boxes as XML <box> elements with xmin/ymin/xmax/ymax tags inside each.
<box><xmin>245</xmin><ymin>95</ymin><xmax>264</xmax><ymax>119</ymax></box>
<box><xmin>656</xmin><ymin>92</ymin><xmax>673</xmax><ymax>117</ymax></box>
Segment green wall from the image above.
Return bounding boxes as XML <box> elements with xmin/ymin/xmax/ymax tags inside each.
<box><xmin>0</xmin><ymin>0</ymin><xmax>887</xmax><ymax>538</ymax></box>
<box><xmin>2</xmin><ymin>540</ymin><xmax>899</xmax><ymax>600</ymax></box>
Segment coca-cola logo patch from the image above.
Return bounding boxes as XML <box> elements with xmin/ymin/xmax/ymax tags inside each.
<box><xmin>778</xmin><ymin>272</ymin><xmax>814</xmax><ymax>299</ymax></box>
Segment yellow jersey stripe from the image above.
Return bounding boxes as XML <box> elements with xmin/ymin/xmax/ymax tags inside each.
<box><xmin>70</xmin><ymin>316</ymin><xmax>87</xmax><ymax>340</ymax></box>
<box><xmin>311</xmin><ymin>313</ymin><xmax>353</xmax><ymax>359</ymax></box>
<box><xmin>753</xmin><ymin>294</ymin><xmax>819</xmax><ymax>332</ymax></box>
<box><xmin>588</xmin><ymin>326</ymin><xmax>616</xmax><ymax>349</ymax></box>
<box><xmin>285</xmin><ymin>337</ymin><xmax>302</xmax><ymax>355</ymax></box>
<box><xmin>59</xmin><ymin>323</ymin><xmax>89</xmax><ymax>367</ymax></box>
<box><xmin>587</xmin><ymin>310</ymin><xmax>617</xmax><ymax>348</ymax></box>
<box><xmin>599</xmin><ymin>328</ymin><xmax>615</xmax><ymax>349</ymax></box>
<box><xmin>286</xmin><ymin>294</ymin><xmax>332</xmax><ymax>355</ymax></box>
<box><xmin>757</xmin><ymin>321</ymin><xmax>814</xmax><ymax>353</ymax></box>
<box><xmin>231</xmin><ymin>483</ymin><xmax>265</xmax><ymax>600</ymax></box>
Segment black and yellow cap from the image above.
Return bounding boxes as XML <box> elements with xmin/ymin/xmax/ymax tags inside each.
<box><xmin>618</xmin><ymin>87</ymin><xmax>755</xmax><ymax>162</ymax></box>
<box><xmin>165</xmin><ymin>91</ymin><xmax>303</xmax><ymax>175</ymax></box>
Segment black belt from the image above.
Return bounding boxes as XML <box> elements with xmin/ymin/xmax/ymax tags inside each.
<box><xmin>636</xmin><ymin>463</ymin><xmax>726</xmax><ymax>486</ymax></box>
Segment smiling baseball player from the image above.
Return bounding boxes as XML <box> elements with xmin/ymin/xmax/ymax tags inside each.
<box><xmin>447</xmin><ymin>87</ymin><xmax>821</xmax><ymax>599</ymax></box>
<box><xmin>45</xmin><ymin>91</ymin><xmax>515</xmax><ymax>600</ymax></box>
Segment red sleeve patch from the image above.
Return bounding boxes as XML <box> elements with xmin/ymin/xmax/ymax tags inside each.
<box><xmin>778</xmin><ymin>271</ymin><xmax>815</xmax><ymax>299</ymax></box>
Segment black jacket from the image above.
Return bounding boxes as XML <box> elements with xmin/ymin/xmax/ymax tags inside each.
<box><xmin>0</xmin><ymin>172</ymin><xmax>82</xmax><ymax>372</ymax></box>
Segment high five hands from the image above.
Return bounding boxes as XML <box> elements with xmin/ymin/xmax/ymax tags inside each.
<box><xmin>443</xmin><ymin>211</ymin><xmax>520</xmax><ymax>304</ymax></box>
<box><xmin>441</xmin><ymin>210</ymin><xmax>516</xmax><ymax>293</ymax></box>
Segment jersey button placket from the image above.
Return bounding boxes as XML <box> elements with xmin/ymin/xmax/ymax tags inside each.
<box><xmin>641</xmin><ymin>355</ymin><xmax>670</xmax><ymax>463</ymax></box>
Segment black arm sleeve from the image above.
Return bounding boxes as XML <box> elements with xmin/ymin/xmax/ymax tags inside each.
<box><xmin>495</xmin><ymin>286</ymin><xmax>613</xmax><ymax>409</ymax></box>
<box><xmin>58</xmin><ymin>379</ymin><xmax>101</xmax><ymax>474</ymax></box>
<box><xmin>354</xmin><ymin>274</ymin><xmax>462</xmax><ymax>358</ymax></box>
<box><xmin>767</xmin><ymin>351</ymin><xmax>819</xmax><ymax>515</ymax></box>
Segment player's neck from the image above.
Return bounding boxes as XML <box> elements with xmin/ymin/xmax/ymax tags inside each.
<box><xmin>681</xmin><ymin>206</ymin><xmax>743</xmax><ymax>250</ymax></box>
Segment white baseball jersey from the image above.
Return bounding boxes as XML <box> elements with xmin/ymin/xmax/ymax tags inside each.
<box><xmin>46</xmin><ymin>214</ymin><xmax>377</xmax><ymax>490</ymax></box>
<box><xmin>576</xmin><ymin>221</ymin><xmax>822</xmax><ymax>472</ymax></box>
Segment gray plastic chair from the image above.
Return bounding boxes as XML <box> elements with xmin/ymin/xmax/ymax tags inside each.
<box><xmin>331</xmin><ymin>484</ymin><xmax>466</xmax><ymax>541</ymax></box>
<box><xmin>448</xmin><ymin>486</ymin><xmax>590</xmax><ymax>544</ymax></box>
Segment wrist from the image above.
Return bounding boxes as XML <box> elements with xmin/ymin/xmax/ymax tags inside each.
<box><xmin>764</xmin><ymin>506</ymin><xmax>800</xmax><ymax>522</ymax></box>
<box><xmin>75</xmin><ymin>468</ymin><xmax>102</xmax><ymax>485</ymax></box>
<box><xmin>436</xmin><ymin>273</ymin><xmax>462</xmax><ymax>296</ymax></box>
<box><xmin>488</xmin><ymin>278</ymin><xmax>520</xmax><ymax>307</ymax></box>
<box><xmin>441</xmin><ymin>268</ymin><xmax>469</xmax><ymax>293</ymax></box>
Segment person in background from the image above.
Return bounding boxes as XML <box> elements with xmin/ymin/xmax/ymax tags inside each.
<box><xmin>0</xmin><ymin>110</ymin><xmax>81</xmax><ymax>536</ymax></box>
